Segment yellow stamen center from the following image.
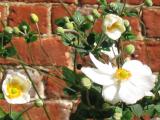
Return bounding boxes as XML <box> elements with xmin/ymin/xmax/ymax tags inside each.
<box><xmin>6</xmin><ymin>77</ymin><xmax>24</xmax><ymax>99</ymax></box>
<box><xmin>107</xmin><ymin>22</ymin><xmax>124</xmax><ymax>32</ymax></box>
<box><xmin>114</xmin><ymin>68</ymin><xmax>131</xmax><ymax>81</ymax></box>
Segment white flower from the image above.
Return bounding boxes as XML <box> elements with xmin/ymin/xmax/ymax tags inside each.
<box><xmin>2</xmin><ymin>71</ymin><xmax>31</xmax><ymax>104</ymax></box>
<box><xmin>103</xmin><ymin>14</ymin><xmax>126</xmax><ymax>40</ymax></box>
<box><xmin>81</xmin><ymin>53</ymin><xmax>156</xmax><ymax>104</ymax></box>
<box><xmin>101</xmin><ymin>44</ymin><xmax>119</xmax><ymax>60</ymax></box>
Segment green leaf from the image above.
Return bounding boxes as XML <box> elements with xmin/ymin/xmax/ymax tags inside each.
<box><xmin>73</xmin><ymin>11</ymin><xmax>85</xmax><ymax>26</ymax></box>
<box><xmin>144</xmin><ymin>104</ymin><xmax>155</xmax><ymax>117</ymax></box>
<box><xmin>87</xmin><ymin>33</ymin><xmax>95</xmax><ymax>45</ymax></box>
<box><xmin>61</xmin><ymin>33</ymin><xmax>77</xmax><ymax>46</ymax></box>
<box><xmin>0</xmin><ymin>93</ymin><xmax>4</xmax><ymax>99</ymax></box>
<box><xmin>62</xmin><ymin>67</ymin><xmax>76</xmax><ymax>85</ymax></box>
<box><xmin>80</xmin><ymin>23</ymin><xmax>92</xmax><ymax>31</ymax></box>
<box><xmin>122</xmin><ymin>109</ymin><xmax>133</xmax><ymax>120</ymax></box>
<box><xmin>130</xmin><ymin>104</ymin><xmax>143</xmax><ymax>117</ymax></box>
<box><xmin>122</xmin><ymin>32</ymin><xmax>136</xmax><ymax>40</ymax></box>
<box><xmin>25</xmin><ymin>32</ymin><xmax>37</xmax><ymax>43</ymax></box>
<box><xmin>10</xmin><ymin>112</ymin><xmax>24</xmax><ymax>120</ymax></box>
<box><xmin>0</xmin><ymin>107</ymin><xmax>6</xmax><ymax>119</ymax></box>
<box><xmin>5</xmin><ymin>47</ymin><xmax>17</xmax><ymax>57</ymax></box>
<box><xmin>0</xmin><ymin>33</ymin><xmax>12</xmax><ymax>46</ymax></box>
<box><xmin>155</xmin><ymin>104</ymin><xmax>160</xmax><ymax>113</ymax></box>
<box><xmin>54</xmin><ymin>18</ymin><xmax>66</xmax><ymax>27</ymax></box>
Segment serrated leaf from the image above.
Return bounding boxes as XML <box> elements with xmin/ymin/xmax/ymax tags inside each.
<box><xmin>73</xmin><ymin>11</ymin><xmax>85</xmax><ymax>26</ymax></box>
<box><xmin>144</xmin><ymin>104</ymin><xmax>155</xmax><ymax>117</ymax></box>
<box><xmin>130</xmin><ymin>104</ymin><xmax>143</xmax><ymax>117</ymax></box>
<box><xmin>10</xmin><ymin>112</ymin><xmax>24</xmax><ymax>120</ymax></box>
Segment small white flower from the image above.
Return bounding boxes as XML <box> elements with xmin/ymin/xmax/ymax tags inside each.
<box><xmin>2</xmin><ymin>71</ymin><xmax>31</xmax><ymax>104</ymax></box>
<box><xmin>81</xmin><ymin>53</ymin><xmax>156</xmax><ymax>104</ymax></box>
<box><xmin>103</xmin><ymin>14</ymin><xmax>126</xmax><ymax>40</ymax></box>
<box><xmin>101</xmin><ymin>44</ymin><xmax>119</xmax><ymax>60</ymax></box>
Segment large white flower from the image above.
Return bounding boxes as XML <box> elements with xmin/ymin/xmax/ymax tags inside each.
<box><xmin>81</xmin><ymin>53</ymin><xmax>155</xmax><ymax>104</ymax></box>
<box><xmin>103</xmin><ymin>14</ymin><xmax>126</xmax><ymax>40</ymax></box>
<box><xmin>2</xmin><ymin>71</ymin><xmax>31</xmax><ymax>104</ymax></box>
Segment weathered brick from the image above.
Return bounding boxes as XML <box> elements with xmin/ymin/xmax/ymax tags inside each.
<box><xmin>124</xmin><ymin>16</ymin><xmax>142</xmax><ymax>39</ymax></box>
<box><xmin>8</xmin><ymin>5</ymin><xmax>48</xmax><ymax>34</ymax></box>
<box><xmin>0</xmin><ymin>6</ymin><xmax>7</xmax><ymax>32</ymax></box>
<box><xmin>142</xmin><ymin>8</ymin><xmax>160</xmax><ymax>38</ymax></box>
<box><xmin>0</xmin><ymin>100</ymin><xmax>72</xmax><ymax>120</ymax></box>
<box><xmin>0</xmin><ymin>0</ymin><xmax>76</xmax><ymax>3</ymax></box>
<box><xmin>0</xmin><ymin>37</ymin><xmax>70</xmax><ymax>66</ymax></box>
<box><xmin>51</xmin><ymin>4</ymin><xmax>76</xmax><ymax>32</ymax></box>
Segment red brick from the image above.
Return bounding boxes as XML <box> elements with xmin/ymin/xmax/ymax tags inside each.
<box><xmin>153</xmin><ymin>0</ymin><xmax>160</xmax><ymax>5</ymax></box>
<box><xmin>0</xmin><ymin>0</ymin><xmax>76</xmax><ymax>3</ymax></box>
<box><xmin>124</xmin><ymin>17</ymin><xmax>142</xmax><ymax>38</ymax></box>
<box><xmin>93</xmin><ymin>19</ymin><xmax>103</xmax><ymax>33</ymax></box>
<box><xmin>44</xmin><ymin>71</ymin><xmax>67</xmax><ymax>98</ymax></box>
<box><xmin>124</xmin><ymin>40</ymin><xmax>160</xmax><ymax>72</ymax></box>
<box><xmin>142</xmin><ymin>8</ymin><xmax>160</xmax><ymax>38</ymax></box>
<box><xmin>0</xmin><ymin>100</ymin><xmax>72</xmax><ymax>120</ymax></box>
<box><xmin>0</xmin><ymin>6</ymin><xmax>7</xmax><ymax>32</ymax></box>
<box><xmin>80</xmin><ymin>0</ymin><xmax>114</xmax><ymax>4</ymax></box>
<box><xmin>51</xmin><ymin>4</ymin><xmax>76</xmax><ymax>32</ymax></box>
<box><xmin>8</xmin><ymin>5</ymin><xmax>48</xmax><ymax>34</ymax></box>
<box><xmin>0</xmin><ymin>37</ymin><xmax>70</xmax><ymax>66</ymax></box>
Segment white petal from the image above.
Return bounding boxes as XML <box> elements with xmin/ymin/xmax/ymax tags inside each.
<box><xmin>106</xmin><ymin>29</ymin><xmax>122</xmax><ymax>40</ymax></box>
<box><xmin>4</xmin><ymin>93</ymin><xmax>30</xmax><ymax>104</ymax></box>
<box><xmin>119</xmin><ymin>81</ymin><xmax>145</xmax><ymax>104</ymax></box>
<box><xmin>102</xmin><ymin>85</ymin><xmax>119</xmax><ymax>104</ymax></box>
<box><xmin>81</xmin><ymin>67</ymin><xmax>114</xmax><ymax>86</ymax></box>
<box><xmin>122</xmin><ymin>60</ymin><xmax>153</xmax><ymax>76</ymax></box>
<box><xmin>145</xmin><ymin>91</ymin><xmax>154</xmax><ymax>97</ymax></box>
<box><xmin>89</xmin><ymin>53</ymin><xmax>115</xmax><ymax>74</ymax></box>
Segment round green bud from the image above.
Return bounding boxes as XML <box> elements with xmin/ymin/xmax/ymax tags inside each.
<box><xmin>34</xmin><ymin>99</ymin><xmax>44</xmax><ymax>107</ymax></box>
<box><xmin>4</xmin><ymin>26</ymin><xmax>13</xmax><ymax>34</ymax></box>
<box><xmin>65</xmin><ymin>22</ymin><xmax>74</xmax><ymax>30</ymax></box>
<box><xmin>87</xmin><ymin>15</ymin><xmax>94</xmax><ymax>22</ymax></box>
<box><xmin>81</xmin><ymin>77</ymin><xmax>92</xmax><ymax>89</ymax></box>
<box><xmin>144</xmin><ymin>0</ymin><xmax>153</xmax><ymax>7</ymax></box>
<box><xmin>30</xmin><ymin>13</ymin><xmax>39</xmax><ymax>23</ymax></box>
<box><xmin>56</xmin><ymin>27</ymin><xmax>65</xmax><ymax>34</ymax></box>
<box><xmin>92</xmin><ymin>9</ymin><xmax>101</xmax><ymax>18</ymax></box>
<box><xmin>13</xmin><ymin>27</ymin><xmax>20</xmax><ymax>35</ymax></box>
<box><xmin>64</xmin><ymin>16</ymin><xmax>70</xmax><ymax>23</ymax></box>
<box><xmin>124</xmin><ymin>44</ymin><xmax>135</xmax><ymax>55</ymax></box>
<box><xmin>124</xmin><ymin>19</ymin><xmax>130</xmax><ymax>27</ymax></box>
<box><xmin>22</xmin><ymin>25</ymin><xmax>28</xmax><ymax>31</ymax></box>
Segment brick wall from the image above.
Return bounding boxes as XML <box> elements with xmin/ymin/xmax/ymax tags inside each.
<box><xmin>0</xmin><ymin>0</ymin><xmax>160</xmax><ymax>120</ymax></box>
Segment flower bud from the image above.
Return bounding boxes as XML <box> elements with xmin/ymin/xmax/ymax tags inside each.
<box><xmin>13</xmin><ymin>27</ymin><xmax>20</xmax><ymax>35</ymax></box>
<box><xmin>87</xmin><ymin>15</ymin><xmax>94</xmax><ymax>22</ymax></box>
<box><xmin>34</xmin><ymin>99</ymin><xmax>44</xmax><ymax>107</ymax></box>
<box><xmin>4</xmin><ymin>26</ymin><xmax>13</xmax><ymax>34</ymax></box>
<box><xmin>64</xmin><ymin>16</ymin><xmax>70</xmax><ymax>23</ymax></box>
<box><xmin>81</xmin><ymin>77</ymin><xmax>92</xmax><ymax>89</ymax></box>
<box><xmin>56</xmin><ymin>27</ymin><xmax>64</xmax><ymax>34</ymax></box>
<box><xmin>144</xmin><ymin>0</ymin><xmax>153</xmax><ymax>7</ymax></box>
<box><xmin>124</xmin><ymin>19</ymin><xmax>130</xmax><ymax>27</ymax></box>
<box><xmin>124</xmin><ymin>44</ymin><xmax>135</xmax><ymax>55</ymax></box>
<box><xmin>65</xmin><ymin>22</ymin><xmax>74</xmax><ymax>30</ymax></box>
<box><xmin>22</xmin><ymin>25</ymin><xmax>28</xmax><ymax>31</ymax></box>
<box><xmin>92</xmin><ymin>9</ymin><xmax>101</xmax><ymax>18</ymax></box>
<box><xmin>113</xmin><ymin>107</ymin><xmax>122</xmax><ymax>120</ymax></box>
<box><xmin>30</xmin><ymin>13</ymin><xmax>39</xmax><ymax>23</ymax></box>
